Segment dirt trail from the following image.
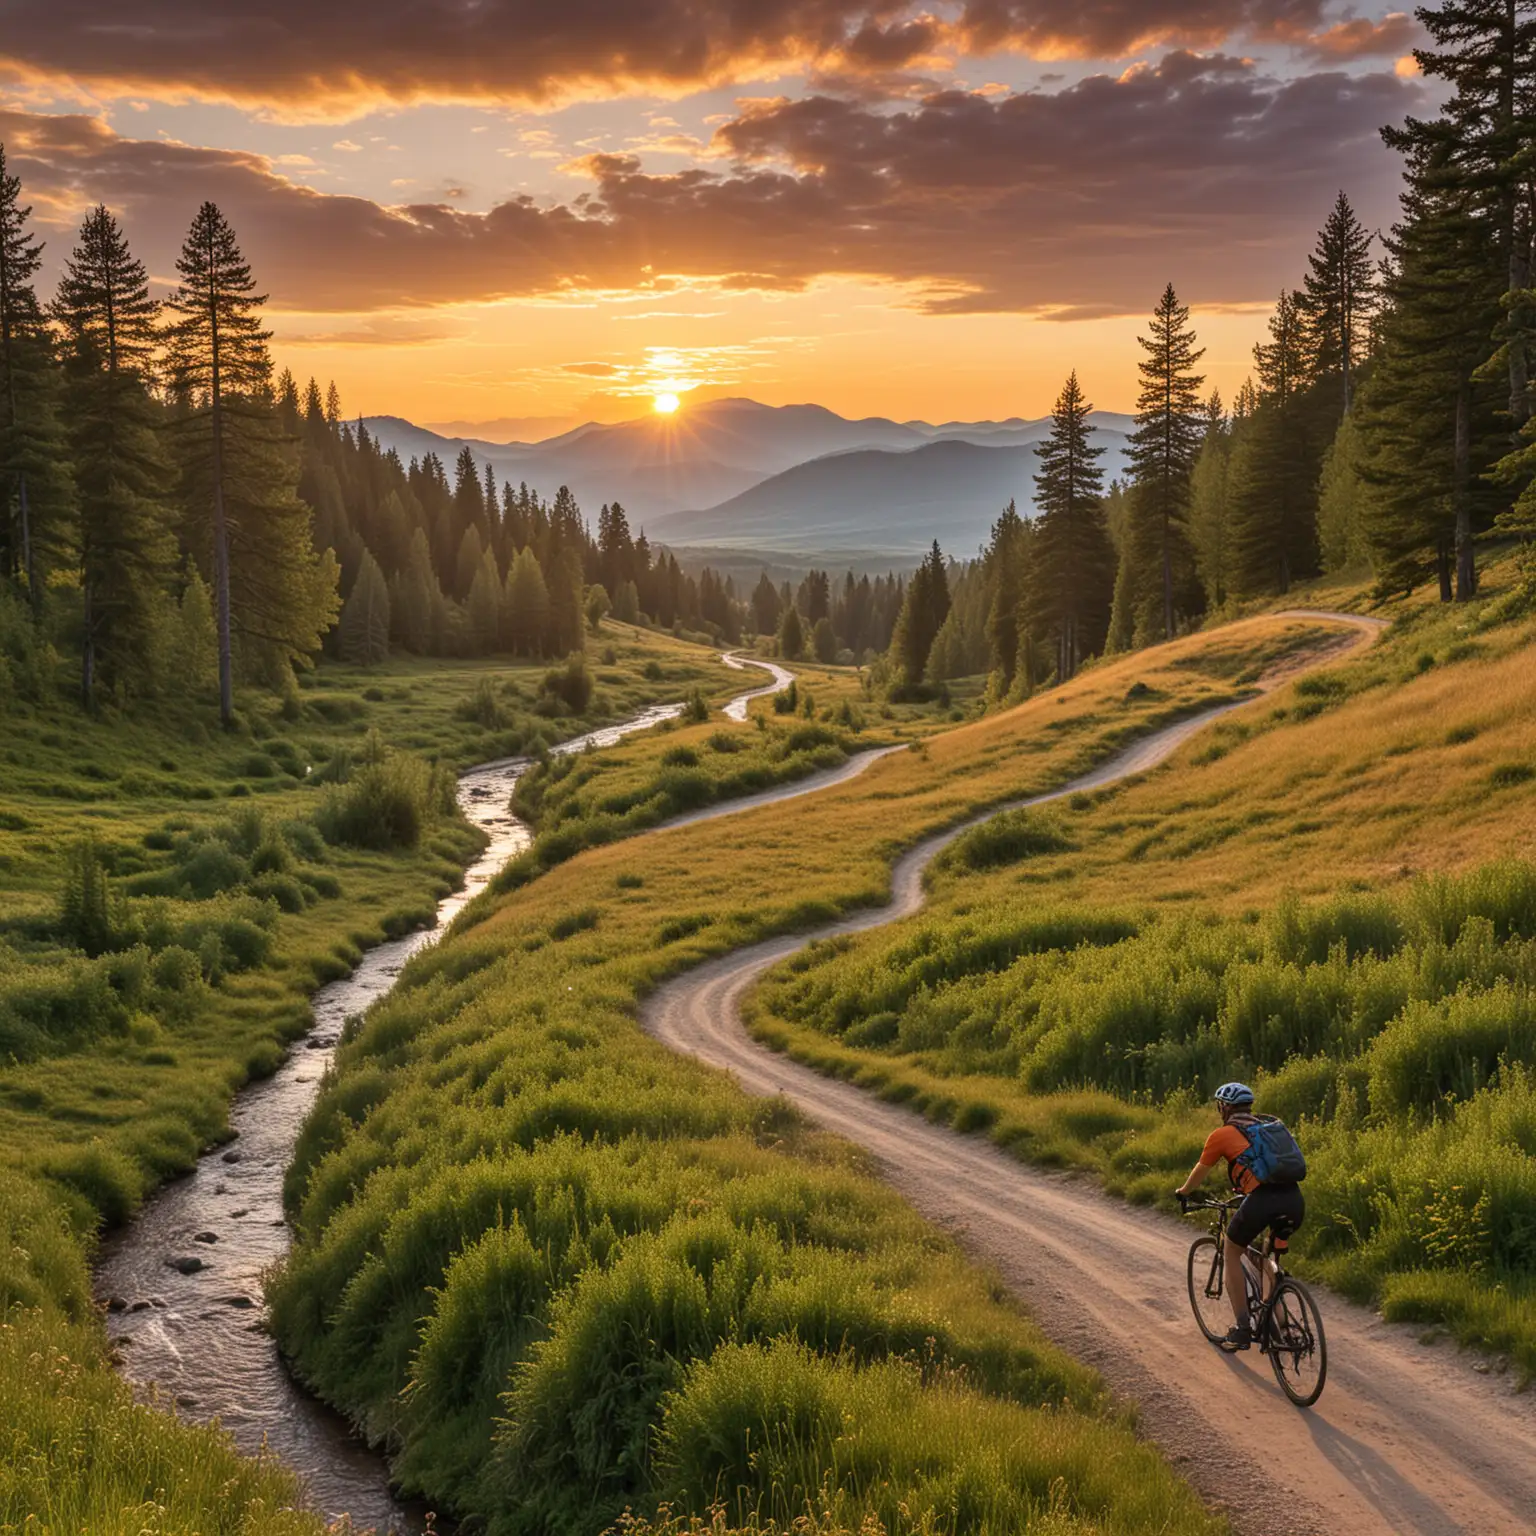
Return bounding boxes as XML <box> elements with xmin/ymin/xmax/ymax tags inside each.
<box><xmin>644</xmin><ymin>612</ymin><xmax>1536</xmax><ymax>1536</ymax></box>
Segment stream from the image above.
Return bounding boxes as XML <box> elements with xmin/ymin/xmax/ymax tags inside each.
<box><xmin>96</xmin><ymin>666</ymin><xmax>783</xmax><ymax>1532</ymax></box>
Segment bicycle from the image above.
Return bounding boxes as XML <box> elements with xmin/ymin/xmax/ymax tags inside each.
<box><xmin>1178</xmin><ymin>1193</ymin><xmax>1328</xmax><ymax>1407</ymax></box>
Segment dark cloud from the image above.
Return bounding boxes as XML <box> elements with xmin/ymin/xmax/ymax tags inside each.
<box><xmin>0</xmin><ymin>2</ymin><xmax>1370</xmax><ymax>111</ymax></box>
<box><xmin>5</xmin><ymin>53</ymin><xmax>1415</xmax><ymax>317</ymax></box>
<box><xmin>562</xmin><ymin>361</ymin><xmax>624</xmax><ymax>376</ymax></box>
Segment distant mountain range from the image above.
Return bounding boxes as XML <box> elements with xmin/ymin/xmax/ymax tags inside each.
<box><xmin>363</xmin><ymin>398</ymin><xmax>1134</xmax><ymax>559</ymax></box>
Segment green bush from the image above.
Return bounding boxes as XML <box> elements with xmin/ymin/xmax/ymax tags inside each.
<box><xmin>318</xmin><ymin>753</ymin><xmax>439</xmax><ymax>850</ymax></box>
<box><xmin>541</xmin><ymin>654</ymin><xmax>594</xmax><ymax>713</ymax></box>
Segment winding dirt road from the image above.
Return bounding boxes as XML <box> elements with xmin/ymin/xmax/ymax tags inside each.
<box><xmin>644</xmin><ymin>613</ymin><xmax>1536</xmax><ymax>1536</ymax></box>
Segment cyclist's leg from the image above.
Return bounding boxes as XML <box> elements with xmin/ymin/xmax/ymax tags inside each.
<box><xmin>1226</xmin><ymin>1190</ymin><xmax>1278</xmax><ymax>1332</ymax></box>
<box><xmin>1223</xmin><ymin>1235</ymin><xmax>1249</xmax><ymax>1328</ymax></box>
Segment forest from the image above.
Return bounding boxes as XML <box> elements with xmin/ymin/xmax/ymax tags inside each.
<box><xmin>4</xmin><ymin>2</ymin><xmax>1534</xmax><ymax>728</ymax></box>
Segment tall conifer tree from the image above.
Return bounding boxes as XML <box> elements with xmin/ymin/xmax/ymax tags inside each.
<box><xmin>1024</xmin><ymin>372</ymin><xmax>1114</xmax><ymax>681</ymax></box>
<box><xmin>52</xmin><ymin>205</ymin><xmax>177</xmax><ymax>706</ymax></box>
<box><xmin>166</xmin><ymin>202</ymin><xmax>338</xmax><ymax>719</ymax></box>
<box><xmin>1120</xmin><ymin>284</ymin><xmax>1206</xmax><ymax>642</ymax></box>
<box><xmin>1230</xmin><ymin>292</ymin><xmax>1322</xmax><ymax>594</ymax></box>
<box><xmin>983</xmin><ymin>500</ymin><xmax>1028</xmax><ymax>694</ymax></box>
<box><xmin>1360</xmin><ymin>173</ymin><xmax>1504</xmax><ymax>598</ymax></box>
<box><xmin>337</xmin><ymin>548</ymin><xmax>391</xmax><ymax>665</ymax></box>
<box><xmin>0</xmin><ymin>145</ymin><xmax>70</xmax><ymax>613</ymax></box>
<box><xmin>1300</xmin><ymin>193</ymin><xmax>1378</xmax><ymax>415</ymax></box>
<box><xmin>1385</xmin><ymin>1</ymin><xmax>1536</xmax><ymax>430</ymax></box>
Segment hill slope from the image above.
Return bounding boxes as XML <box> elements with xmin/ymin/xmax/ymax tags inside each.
<box><xmin>650</xmin><ymin>432</ymin><xmax>1132</xmax><ymax>554</ymax></box>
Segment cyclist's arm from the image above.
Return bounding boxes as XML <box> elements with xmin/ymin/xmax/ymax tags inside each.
<box><xmin>1174</xmin><ymin>1159</ymin><xmax>1212</xmax><ymax>1197</ymax></box>
<box><xmin>1175</xmin><ymin>1127</ymin><xmax>1231</xmax><ymax>1197</ymax></box>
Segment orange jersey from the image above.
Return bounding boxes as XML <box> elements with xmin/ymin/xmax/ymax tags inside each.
<box><xmin>1199</xmin><ymin>1123</ymin><xmax>1260</xmax><ymax>1195</ymax></box>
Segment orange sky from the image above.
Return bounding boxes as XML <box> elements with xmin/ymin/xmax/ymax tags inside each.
<box><xmin>267</xmin><ymin>284</ymin><xmax>1281</xmax><ymax>430</ymax></box>
<box><xmin>1</xmin><ymin>2</ymin><xmax>1425</xmax><ymax>434</ymax></box>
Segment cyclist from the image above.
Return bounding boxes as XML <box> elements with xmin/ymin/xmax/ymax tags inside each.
<box><xmin>1175</xmin><ymin>1081</ymin><xmax>1305</xmax><ymax>1350</ymax></box>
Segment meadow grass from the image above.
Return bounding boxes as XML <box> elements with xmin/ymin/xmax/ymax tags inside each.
<box><xmin>497</xmin><ymin>655</ymin><xmax>973</xmax><ymax>888</ymax></box>
<box><xmin>0</xmin><ymin>623</ymin><xmax>735</xmax><ymax>1535</ymax></box>
<box><xmin>269</xmin><ymin>613</ymin><xmax>1349</xmax><ymax>1532</ymax></box>
<box><xmin>746</xmin><ymin>575</ymin><xmax>1536</xmax><ymax>1378</ymax></box>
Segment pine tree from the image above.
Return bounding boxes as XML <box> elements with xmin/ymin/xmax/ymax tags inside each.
<box><xmin>52</xmin><ymin>205</ymin><xmax>177</xmax><ymax>706</ymax></box>
<box><xmin>393</xmin><ymin>527</ymin><xmax>443</xmax><ymax>653</ymax></box>
<box><xmin>778</xmin><ymin>603</ymin><xmax>804</xmax><ymax>661</ymax></box>
<box><xmin>1024</xmin><ymin>372</ymin><xmax>1115</xmax><ymax>681</ymax></box>
<box><xmin>1385</xmin><ymin>0</ymin><xmax>1536</xmax><ymax>430</ymax></box>
<box><xmin>1359</xmin><ymin>172</ymin><xmax>1505</xmax><ymax>599</ymax></box>
<box><xmin>751</xmin><ymin>571</ymin><xmax>782</xmax><ymax>635</ymax></box>
<box><xmin>337</xmin><ymin>548</ymin><xmax>391</xmax><ymax>665</ymax></box>
<box><xmin>0</xmin><ymin>145</ymin><xmax>70</xmax><ymax>614</ymax></box>
<box><xmin>1229</xmin><ymin>292</ymin><xmax>1322</xmax><ymax>595</ymax></box>
<box><xmin>812</xmin><ymin>615</ymin><xmax>836</xmax><ymax>663</ymax></box>
<box><xmin>166</xmin><ymin>202</ymin><xmax>338</xmax><ymax>719</ymax></box>
<box><xmin>455</xmin><ymin>523</ymin><xmax>484</xmax><ymax>601</ymax></box>
<box><xmin>451</xmin><ymin>444</ymin><xmax>486</xmax><ymax>577</ymax></box>
<box><xmin>546</xmin><ymin>544</ymin><xmax>585</xmax><ymax>655</ymax></box>
<box><xmin>1188</xmin><ymin>391</ymin><xmax>1232</xmax><ymax>608</ymax></box>
<box><xmin>467</xmin><ymin>546</ymin><xmax>502</xmax><ymax>652</ymax></box>
<box><xmin>597</xmin><ymin>501</ymin><xmax>635</xmax><ymax>597</ymax></box>
<box><xmin>1300</xmin><ymin>192</ymin><xmax>1378</xmax><ymax>415</ymax></box>
<box><xmin>1123</xmin><ymin>284</ymin><xmax>1207</xmax><ymax>641</ymax></box>
<box><xmin>924</xmin><ymin>610</ymin><xmax>967</xmax><ymax>684</ymax></box>
<box><xmin>983</xmin><ymin>502</ymin><xmax>1028</xmax><ymax>692</ymax></box>
<box><xmin>889</xmin><ymin>541</ymin><xmax>950</xmax><ymax>687</ymax></box>
<box><xmin>172</xmin><ymin>565</ymin><xmax>219</xmax><ymax>700</ymax></box>
<box><xmin>1317</xmin><ymin>412</ymin><xmax>1375</xmax><ymax>573</ymax></box>
<box><xmin>502</xmin><ymin>545</ymin><xmax>550</xmax><ymax>656</ymax></box>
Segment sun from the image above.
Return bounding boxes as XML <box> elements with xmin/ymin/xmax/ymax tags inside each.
<box><xmin>653</xmin><ymin>392</ymin><xmax>681</xmax><ymax>415</ymax></box>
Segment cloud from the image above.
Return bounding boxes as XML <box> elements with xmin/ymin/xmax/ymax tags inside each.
<box><xmin>5</xmin><ymin>53</ymin><xmax>1415</xmax><ymax>319</ymax></box>
<box><xmin>1300</xmin><ymin>12</ymin><xmax>1419</xmax><ymax>61</ymax></box>
<box><xmin>562</xmin><ymin>361</ymin><xmax>623</xmax><ymax>376</ymax></box>
<box><xmin>0</xmin><ymin>2</ymin><xmax>1351</xmax><ymax>115</ymax></box>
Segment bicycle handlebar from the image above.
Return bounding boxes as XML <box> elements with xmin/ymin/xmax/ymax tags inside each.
<box><xmin>1176</xmin><ymin>1192</ymin><xmax>1243</xmax><ymax>1213</ymax></box>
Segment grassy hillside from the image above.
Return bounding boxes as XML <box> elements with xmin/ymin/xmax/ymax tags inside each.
<box><xmin>499</xmin><ymin>660</ymin><xmax>981</xmax><ymax>889</ymax></box>
<box><xmin>747</xmin><ymin>577</ymin><xmax>1536</xmax><ymax>1377</ymax></box>
<box><xmin>0</xmin><ymin>627</ymin><xmax>732</xmax><ymax>1535</ymax></box>
<box><xmin>269</xmin><ymin>613</ymin><xmax>1346</xmax><ymax>1532</ymax></box>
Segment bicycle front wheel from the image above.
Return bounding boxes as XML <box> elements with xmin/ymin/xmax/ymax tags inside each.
<box><xmin>1267</xmin><ymin>1278</ymin><xmax>1327</xmax><ymax>1407</ymax></box>
<box><xmin>1187</xmin><ymin>1237</ymin><xmax>1230</xmax><ymax>1344</ymax></box>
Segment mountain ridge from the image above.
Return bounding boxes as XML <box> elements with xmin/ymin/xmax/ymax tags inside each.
<box><xmin>362</xmin><ymin>398</ymin><xmax>1133</xmax><ymax>557</ymax></box>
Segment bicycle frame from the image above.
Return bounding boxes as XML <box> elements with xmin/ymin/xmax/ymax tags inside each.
<box><xmin>1182</xmin><ymin>1194</ymin><xmax>1288</xmax><ymax>1348</ymax></box>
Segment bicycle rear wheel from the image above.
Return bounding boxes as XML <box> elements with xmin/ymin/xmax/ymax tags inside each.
<box><xmin>1267</xmin><ymin>1278</ymin><xmax>1327</xmax><ymax>1407</ymax></box>
<box><xmin>1187</xmin><ymin>1237</ymin><xmax>1230</xmax><ymax>1343</ymax></box>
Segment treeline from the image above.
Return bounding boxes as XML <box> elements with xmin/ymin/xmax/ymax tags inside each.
<box><xmin>0</xmin><ymin>149</ymin><xmax>774</xmax><ymax>720</ymax></box>
<box><xmin>296</xmin><ymin>400</ymin><xmax>759</xmax><ymax>665</ymax></box>
<box><xmin>868</xmin><ymin>192</ymin><xmax>1377</xmax><ymax>697</ymax></box>
<box><xmin>887</xmin><ymin>4</ymin><xmax>1536</xmax><ymax>699</ymax></box>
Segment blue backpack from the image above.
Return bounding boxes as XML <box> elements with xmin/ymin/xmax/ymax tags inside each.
<box><xmin>1231</xmin><ymin>1113</ymin><xmax>1307</xmax><ymax>1184</ymax></box>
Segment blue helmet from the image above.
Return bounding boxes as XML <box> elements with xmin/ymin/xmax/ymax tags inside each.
<box><xmin>1215</xmin><ymin>1081</ymin><xmax>1255</xmax><ymax>1108</ymax></box>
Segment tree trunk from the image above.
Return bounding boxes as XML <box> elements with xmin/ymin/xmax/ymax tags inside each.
<box><xmin>207</xmin><ymin>228</ymin><xmax>235</xmax><ymax>728</ymax></box>
<box><xmin>1161</xmin><ymin>502</ymin><xmax>1174</xmax><ymax>641</ymax></box>
<box><xmin>1438</xmin><ymin>540</ymin><xmax>1453</xmax><ymax>603</ymax></box>
<box><xmin>17</xmin><ymin>468</ymin><xmax>35</xmax><ymax>615</ymax></box>
<box><xmin>1509</xmin><ymin>202</ymin><xmax>1531</xmax><ymax>431</ymax></box>
<box><xmin>1454</xmin><ymin>379</ymin><xmax>1476</xmax><ymax>601</ymax></box>
<box><xmin>212</xmin><ymin>405</ymin><xmax>234</xmax><ymax>724</ymax></box>
<box><xmin>81</xmin><ymin>573</ymin><xmax>94</xmax><ymax>710</ymax></box>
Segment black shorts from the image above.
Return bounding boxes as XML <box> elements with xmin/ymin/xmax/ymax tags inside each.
<box><xmin>1229</xmin><ymin>1183</ymin><xmax>1305</xmax><ymax>1249</ymax></box>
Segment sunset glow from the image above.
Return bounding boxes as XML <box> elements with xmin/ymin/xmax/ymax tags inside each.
<box><xmin>0</xmin><ymin>2</ymin><xmax>1421</xmax><ymax>427</ymax></box>
<box><xmin>653</xmin><ymin>392</ymin><xmax>681</xmax><ymax>415</ymax></box>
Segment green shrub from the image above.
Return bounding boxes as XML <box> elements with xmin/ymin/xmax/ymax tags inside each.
<box><xmin>939</xmin><ymin>810</ymin><xmax>1074</xmax><ymax>873</ymax></box>
<box><xmin>542</xmin><ymin>654</ymin><xmax>594</xmax><ymax>713</ymax></box>
<box><xmin>318</xmin><ymin>753</ymin><xmax>439</xmax><ymax>850</ymax></box>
